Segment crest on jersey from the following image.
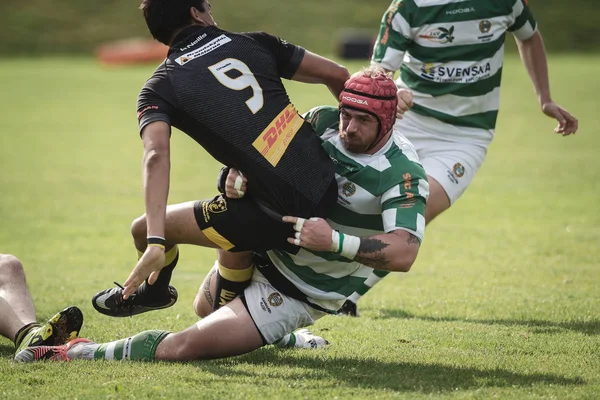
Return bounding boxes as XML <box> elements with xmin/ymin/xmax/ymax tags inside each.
<box><xmin>267</xmin><ymin>293</ymin><xmax>284</xmax><ymax>307</ymax></box>
<box><xmin>453</xmin><ymin>163</ymin><xmax>465</xmax><ymax>178</ymax></box>
<box><xmin>208</xmin><ymin>196</ymin><xmax>228</xmax><ymax>214</ymax></box>
<box><xmin>479</xmin><ymin>20</ymin><xmax>492</xmax><ymax>34</ymax></box>
<box><xmin>342</xmin><ymin>182</ymin><xmax>357</xmax><ymax>197</ymax></box>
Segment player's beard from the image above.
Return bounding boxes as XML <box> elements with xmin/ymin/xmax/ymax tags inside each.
<box><xmin>339</xmin><ymin>131</ymin><xmax>371</xmax><ymax>154</ymax></box>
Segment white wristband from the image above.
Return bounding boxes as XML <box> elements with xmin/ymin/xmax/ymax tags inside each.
<box><xmin>340</xmin><ymin>234</ymin><xmax>361</xmax><ymax>260</ymax></box>
<box><xmin>330</xmin><ymin>230</ymin><xmax>360</xmax><ymax>259</ymax></box>
<box><xmin>330</xmin><ymin>230</ymin><xmax>340</xmax><ymax>252</ymax></box>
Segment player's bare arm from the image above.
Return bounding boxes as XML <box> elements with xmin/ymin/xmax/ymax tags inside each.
<box><xmin>123</xmin><ymin>121</ymin><xmax>171</xmax><ymax>299</ymax></box>
<box><xmin>282</xmin><ymin>216</ymin><xmax>420</xmax><ymax>272</ymax></box>
<box><xmin>291</xmin><ymin>50</ymin><xmax>350</xmax><ymax>98</ymax></box>
<box><xmin>515</xmin><ymin>31</ymin><xmax>578</xmax><ymax>135</ymax></box>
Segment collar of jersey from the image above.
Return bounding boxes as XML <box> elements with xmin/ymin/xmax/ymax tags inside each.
<box><xmin>170</xmin><ymin>25</ymin><xmax>221</xmax><ymax>53</ymax></box>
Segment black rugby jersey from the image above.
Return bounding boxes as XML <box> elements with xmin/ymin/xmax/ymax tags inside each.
<box><xmin>137</xmin><ymin>25</ymin><xmax>336</xmax><ymax>217</ymax></box>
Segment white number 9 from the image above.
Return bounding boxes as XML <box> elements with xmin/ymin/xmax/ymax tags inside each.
<box><xmin>208</xmin><ymin>58</ymin><xmax>264</xmax><ymax>114</ymax></box>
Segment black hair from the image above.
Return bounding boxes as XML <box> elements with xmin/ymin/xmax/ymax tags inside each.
<box><xmin>140</xmin><ymin>0</ymin><xmax>207</xmax><ymax>45</ymax></box>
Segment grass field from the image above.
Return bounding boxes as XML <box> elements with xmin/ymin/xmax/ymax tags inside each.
<box><xmin>0</xmin><ymin>55</ymin><xmax>599</xmax><ymax>399</ymax></box>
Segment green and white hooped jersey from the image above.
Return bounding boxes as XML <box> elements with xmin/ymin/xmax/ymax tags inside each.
<box><xmin>372</xmin><ymin>0</ymin><xmax>537</xmax><ymax>145</ymax></box>
<box><xmin>266</xmin><ymin>106</ymin><xmax>429</xmax><ymax>312</ymax></box>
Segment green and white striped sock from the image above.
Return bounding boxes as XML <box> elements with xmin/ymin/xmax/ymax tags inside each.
<box><xmin>73</xmin><ymin>330</ymin><xmax>170</xmax><ymax>361</ymax></box>
<box><xmin>347</xmin><ymin>270</ymin><xmax>390</xmax><ymax>304</ymax></box>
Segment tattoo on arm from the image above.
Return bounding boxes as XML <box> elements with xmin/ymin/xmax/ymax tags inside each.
<box><xmin>406</xmin><ymin>233</ymin><xmax>420</xmax><ymax>246</ymax></box>
<box><xmin>354</xmin><ymin>238</ymin><xmax>391</xmax><ymax>270</ymax></box>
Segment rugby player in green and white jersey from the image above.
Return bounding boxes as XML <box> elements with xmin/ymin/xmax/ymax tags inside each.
<box><xmin>15</xmin><ymin>68</ymin><xmax>429</xmax><ymax>362</ymax></box>
<box><xmin>338</xmin><ymin>0</ymin><xmax>579</xmax><ymax>316</ymax></box>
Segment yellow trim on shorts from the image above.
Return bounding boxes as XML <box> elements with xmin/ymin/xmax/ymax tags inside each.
<box><xmin>202</xmin><ymin>227</ymin><xmax>235</xmax><ymax>251</ymax></box>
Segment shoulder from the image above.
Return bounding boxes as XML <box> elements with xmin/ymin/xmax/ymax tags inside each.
<box><xmin>303</xmin><ymin>106</ymin><xmax>339</xmax><ymax>137</ymax></box>
<box><xmin>384</xmin><ymin>0</ymin><xmax>419</xmax><ymax>23</ymax></box>
<box><xmin>377</xmin><ymin>132</ymin><xmax>428</xmax><ymax>185</ymax></box>
<box><xmin>391</xmin><ymin>133</ymin><xmax>426</xmax><ymax>173</ymax></box>
<box><xmin>239</xmin><ymin>31</ymin><xmax>281</xmax><ymax>47</ymax></box>
<box><xmin>139</xmin><ymin>62</ymin><xmax>169</xmax><ymax>97</ymax></box>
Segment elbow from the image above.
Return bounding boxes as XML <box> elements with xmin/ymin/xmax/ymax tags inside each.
<box><xmin>391</xmin><ymin>250</ymin><xmax>419</xmax><ymax>273</ymax></box>
<box><xmin>335</xmin><ymin>64</ymin><xmax>351</xmax><ymax>88</ymax></box>
<box><xmin>143</xmin><ymin>147</ymin><xmax>169</xmax><ymax>168</ymax></box>
<box><xmin>327</xmin><ymin>64</ymin><xmax>350</xmax><ymax>94</ymax></box>
<box><xmin>336</xmin><ymin>64</ymin><xmax>351</xmax><ymax>82</ymax></box>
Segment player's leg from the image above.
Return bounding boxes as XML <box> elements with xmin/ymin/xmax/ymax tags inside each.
<box><xmin>0</xmin><ymin>254</ymin><xmax>36</xmax><ymax>342</ymax></box>
<box><xmin>92</xmin><ymin>199</ymin><xmax>254</xmax><ymax>317</ymax></box>
<box><xmin>193</xmin><ymin>196</ymin><xmax>296</xmax><ymax>312</ymax></box>
<box><xmin>0</xmin><ymin>254</ymin><xmax>83</xmax><ymax>356</ymax></box>
<box><xmin>193</xmin><ymin>261</ymin><xmax>218</xmax><ymax>318</ymax></box>
<box><xmin>17</xmin><ymin>279</ymin><xmax>325</xmax><ymax>362</ymax></box>
<box><xmin>194</xmin><ymin>261</ymin><xmax>328</xmax><ymax>349</ymax></box>
<box><xmin>16</xmin><ymin>297</ymin><xmax>263</xmax><ymax>362</ymax></box>
<box><xmin>337</xmin><ymin>269</ymin><xmax>390</xmax><ymax>317</ymax></box>
<box><xmin>423</xmin><ymin>175</ymin><xmax>451</xmax><ymax>223</ymax></box>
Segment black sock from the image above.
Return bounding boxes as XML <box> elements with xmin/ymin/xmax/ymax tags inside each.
<box><xmin>212</xmin><ymin>263</ymin><xmax>253</xmax><ymax>311</ymax></box>
<box><xmin>137</xmin><ymin>247</ymin><xmax>179</xmax><ymax>300</ymax></box>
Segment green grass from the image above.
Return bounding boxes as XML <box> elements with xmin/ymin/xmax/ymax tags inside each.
<box><xmin>0</xmin><ymin>55</ymin><xmax>599</xmax><ymax>399</ymax></box>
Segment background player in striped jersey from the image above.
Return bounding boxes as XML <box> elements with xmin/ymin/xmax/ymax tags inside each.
<box><xmin>338</xmin><ymin>0</ymin><xmax>579</xmax><ymax>316</ymax></box>
<box><xmin>15</xmin><ymin>67</ymin><xmax>429</xmax><ymax>361</ymax></box>
<box><xmin>0</xmin><ymin>253</ymin><xmax>84</xmax><ymax>360</ymax></box>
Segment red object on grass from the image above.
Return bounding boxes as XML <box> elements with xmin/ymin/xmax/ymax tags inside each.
<box><xmin>96</xmin><ymin>38</ymin><xmax>168</xmax><ymax>65</ymax></box>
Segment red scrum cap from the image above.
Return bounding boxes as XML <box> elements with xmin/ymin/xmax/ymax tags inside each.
<box><xmin>339</xmin><ymin>67</ymin><xmax>398</xmax><ymax>141</ymax></box>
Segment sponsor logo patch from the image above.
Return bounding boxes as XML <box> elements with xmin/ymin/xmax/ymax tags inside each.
<box><xmin>342</xmin><ymin>96</ymin><xmax>368</xmax><ymax>106</ymax></box>
<box><xmin>419</xmin><ymin>26</ymin><xmax>455</xmax><ymax>44</ymax></box>
<box><xmin>446</xmin><ymin>7</ymin><xmax>475</xmax><ymax>15</ymax></box>
<box><xmin>419</xmin><ymin>61</ymin><xmax>492</xmax><ymax>83</ymax></box>
<box><xmin>175</xmin><ymin>35</ymin><xmax>232</xmax><ymax>66</ymax></box>
<box><xmin>252</xmin><ymin>104</ymin><xmax>303</xmax><ymax>167</ymax></box>
<box><xmin>180</xmin><ymin>33</ymin><xmax>207</xmax><ymax>51</ymax></box>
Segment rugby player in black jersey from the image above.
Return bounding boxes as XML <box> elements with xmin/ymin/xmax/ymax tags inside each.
<box><xmin>91</xmin><ymin>0</ymin><xmax>350</xmax><ymax>317</ymax></box>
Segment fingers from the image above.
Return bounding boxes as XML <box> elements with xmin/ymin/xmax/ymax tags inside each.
<box><xmin>225</xmin><ymin>169</ymin><xmax>247</xmax><ymax>198</ymax></box>
<box><xmin>294</xmin><ymin>218</ymin><xmax>305</xmax><ymax>232</ymax></box>
<box><xmin>122</xmin><ymin>278</ymin><xmax>139</xmax><ymax>299</ymax></box>
<box><xmin>282</xmin><ymin>216</ymin><xmax>297</xmax><ymax>224</ymax></box>
<box><xmin>288</xmin><ymin>237</ymin><xmax>304</xmax><ymax>247</ymax></box>
<box><xmin>148</xmin><ymin>271</ymin><xmax>160</xmax><ymax>285</ymax></box>
<box><xmin>560</xmin><ymin>110</ymin><xmax>578</xmax><ymax>135</ymax></box>
<box><xmin>396</xmin><ymin>89</ymin><xmax>413</xmax><ymax>119</ymax></box>
<box><xmin>122</xmin><ymin>265</ymin><xmax>145</xmax><ymax>298</ymax></box>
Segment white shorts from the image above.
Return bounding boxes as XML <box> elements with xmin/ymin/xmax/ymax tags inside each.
<box><xmin>397</xmin><ymin>114</ymin><xmax>488</xmax><ymax>204</ymax></box>
<box><xmin>244</xmin><ymin>270</ymin><xmax>328</xmax><ymax>344</ymax></box>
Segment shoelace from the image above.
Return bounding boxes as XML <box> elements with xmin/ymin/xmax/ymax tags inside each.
<box><xmin>112</xmin><ymin>282</ymin><xmax>137</xmax><ymax>317</ymax></box>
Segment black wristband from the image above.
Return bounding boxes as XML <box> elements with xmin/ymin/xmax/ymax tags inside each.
<box><xmin>147</xmin><ymin>236</ymin><xmax>166</xmax><ymax>246</ymax></box>
<box><xmin>217</xmin><ymin>166</ymin><xmax>230</xmax><ymax>194</ymax></box>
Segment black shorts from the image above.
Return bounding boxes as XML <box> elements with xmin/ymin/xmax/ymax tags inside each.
<box><xmin>194</xmin><ymin>195</ymin><xmax>298</xmax><ymax>253</ymax></box>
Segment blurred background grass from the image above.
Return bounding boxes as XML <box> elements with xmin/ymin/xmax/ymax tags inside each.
<box><xmin>0</xmin><ymin>0</ymin><xmax>598</xmax><ymax>56</ymax></box>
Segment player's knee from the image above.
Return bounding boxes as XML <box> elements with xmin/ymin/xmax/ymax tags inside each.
<box><xmin>425</xmin><ymin>179</ymin><xmax>451</xmax><ymax>224</ymax></box>
<box><xmin>193</xmin><ymin>294</ymin><xmax>209</xmax><ymax>318</ymax></box>
<box><xmin>0</xmin><ymin>254</ymin><xmax>25</xmax><ymax>284</ymax></box>
<box><xmin>130</xmin><ymin>215</ymin><xmax>147</xmax><ymax>241</ymax></box>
